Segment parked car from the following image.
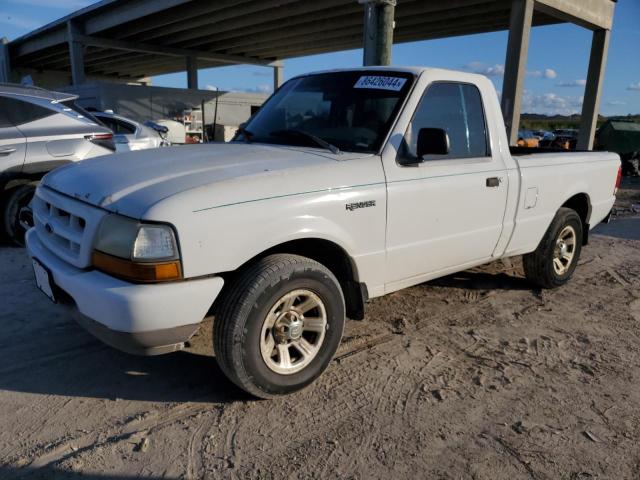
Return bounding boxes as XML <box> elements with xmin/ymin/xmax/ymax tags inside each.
<box><xmin>152</xmin><ymin>119</ymin><xmax>186</xmax><ymax>145</ymax></box>
<box><xmin>553</xmin><ymin>128</ymin><xmax>578</xmax><ymax>138</ymax></box>
<box><xmin>143</xmin><ymin>120</ymin><xmax>171</xmax><ymax>146</ymax></box>
<box><xmin>517</xmin><ymin>129</ymin><xmax>539</xmax><ymax>148</ymax></box>
<box><xmin>0</xmin><ymin>84</ymin><xmax>114</xmax><ymax>243</ymax></box>
<box><xmin>92</xmin><ymin>111</ymin><xmax>166</xmax><ymax>152</ymax></box>
<box><xmin>540</xmin><ymin>129</ymin><xmax>578</xmax><ymax>149</ymax></box>
<box><xmin>26</xmin><ymin>67</ymin><xmax>620</xmax><ymax>398</ymax></box>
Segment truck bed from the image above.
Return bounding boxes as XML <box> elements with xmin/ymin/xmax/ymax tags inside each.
<box><xmin>509</xmin><ymin>146</ymin><xmax>589</xmax><ymax>156</ymax></box>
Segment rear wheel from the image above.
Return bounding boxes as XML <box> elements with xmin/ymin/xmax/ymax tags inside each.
<box><xmin>214</xmin><ymin>254</ymin><xmax>345</xmax><ymax>398</ymax></box>
<box><xmin>523</xmin><ymin>207</ymin><xmax>583</xmax><ymax>289</ymax></box>
<box><xmin>2</xmin><ymin>183</ymin><xmax>36</xmax><ymax>246</ymax></box>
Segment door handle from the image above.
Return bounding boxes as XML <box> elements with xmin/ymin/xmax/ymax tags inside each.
<box><xmin>0</xmin><ymin>148</ymin><xmax>17</xmax><ymax>156</ymax></box>
<box><xmin>486</xmin><ymin>177</ymin><xmax>501</xmax><ymax>188</ymax></box>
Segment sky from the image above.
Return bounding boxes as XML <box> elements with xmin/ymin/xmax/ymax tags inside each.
<box><xmin>1</xmin><ymin>0</ymin><xmax>639</xmax><ymax>116</ymax></box>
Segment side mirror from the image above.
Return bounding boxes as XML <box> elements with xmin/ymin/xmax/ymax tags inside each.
<box><xmin>417</xmin><ymin>128</ymin><xmax>450</xmax><ymax>158</ymax></box>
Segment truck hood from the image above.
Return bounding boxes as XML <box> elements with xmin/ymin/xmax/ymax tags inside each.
<box><xmin>42</xmin><ymin>143</ymin><xmax>359</xmax><ymax>218</ymax></box>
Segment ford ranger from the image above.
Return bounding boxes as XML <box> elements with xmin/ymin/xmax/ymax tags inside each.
<box><xmin>25</xmin><ymin>67</ymin><xmax>621</xmax><ymax>398</ymax></box>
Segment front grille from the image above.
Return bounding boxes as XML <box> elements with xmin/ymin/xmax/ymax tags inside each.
<box><xmin>33</xmin><ymin>187</ymin><xmax>108</xmax><ymax>268</ymax></box>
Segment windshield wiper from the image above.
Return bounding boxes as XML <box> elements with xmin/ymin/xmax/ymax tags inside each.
<box><xmin>270</xmin><ymin>129</ymin><xmax>341</xmax><ymax>155</ymax></box>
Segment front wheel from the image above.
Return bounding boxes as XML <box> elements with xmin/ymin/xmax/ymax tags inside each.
<box><xmin>214</xmin><ymin>254</ymin><xmax>345</xmax><ymax>398</ymax></box>
<box><xmin>523</xmin><ymin>207</ymin><xmax>583</xmax><ymax>289</ymax></box>
<box><xmin>2</xmin><ymin>183</ymin><xmax>37</xmax><ymax>246</ymax></box>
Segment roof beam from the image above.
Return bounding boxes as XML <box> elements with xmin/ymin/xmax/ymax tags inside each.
<box><xmin>83</xmin><ymin>0</ymin><xmax>192</xmax><ymax>35</ymax></box>
<box><xmin>74</xmin><ymin>33</ymin><xmax>275</xmax><ymax>66</ymax></box>
<box><xmin>219</xmin><ymin>2</ymin><xmax>506</xmax><ymax>55</ymax></box>
<box><xmin>233</xmin><ymin>11</ymin><xmax>512</xmax><ymax>57</ymax></box>
<box><xmin>184</xmin><ymin>3</ymin><xmax>361</xmax><ymax>49</ymax></box>
<box><xmin>247</xmin><ymin>18</ymin><xmax>515</xmax><ymax>60</ymax></box>
<box><xmin>11</xmin><ymin>0</ymin><xmax>190</xmax><ymax>58</ymax></box>
<box><xmin>534</xmin><ymin>0</ymin><xmax>614</xmax><ymax>30</ymax></box>
<box><xmin>116</xmin><ymin>0</ymin><xmax>247</xmax><ymax>39</ymax></box>
<box><xmin>180</xmin><ymin>0</ymin><xmax>494</xmax><ymax>49</ymax></box>
<box><xmin>14</xmin><ymin>28</ymin><xmax>67</xmax><ymax>57</ymax></box>
<box><xmin>143</xmin><ymin>0</ymin><xmax>339</xmax><ymax>45</ymax></box>
<box><xmin>134</xmin><ymin>0</ymin><xmax>304</xmax><ymax>43</ymax></box>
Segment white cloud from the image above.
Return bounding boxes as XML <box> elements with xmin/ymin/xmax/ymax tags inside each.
<box><xmin>556</xmin><ymin>79</ymin><xmax>587</xmax><ymax>87</ymax></box>
<box><xmin>466</xmin><ymin>62</ymin><xmax>555</xmax><ymax>80</ymax></box>
<box><xmin>228</xmin><ymin>84</ymin><xmax>273</xmax><ymax>94</ymax></box>
<box><xmin>521</xmin><ymin>91</ymin><xmax>583</xmax><ymax>115</ymax></box>
<box><xmin>464</xmin><ymin>62</ymin><xmax>505</xmax><ymax>77</ymax></box>
<box><xmin>607</xmin><ymin>100</ymin><xmax>627</xmax><ymax>106</ymax></box>
<box><xmin>527</xmin><ymin>69</ymin><xmax>556</xmax><ymax>79</ymax></box>
<box><xmin>628</xmin><ymin>82</ymin><xmax>640</xmax><ymax>91</ymax></box>
<box><xmin>206</xmin><ymin>84</ymin><xmax>272</xmax><ymax>94</ymax></box>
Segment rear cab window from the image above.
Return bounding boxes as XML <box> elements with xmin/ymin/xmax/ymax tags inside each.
<box><xmin>400</xmin><ymin>82</ymin><xmax>490</xmax><ymax>162</ymax></box>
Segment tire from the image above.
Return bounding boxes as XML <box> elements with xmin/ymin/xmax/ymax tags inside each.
<box><xmin>214</xmin><ymin>254</ymin><xmax>345</xmax><ymax>399</ymax></box>
<box><xmin>2</xmin><ymin>183</ymin><xmax>36</xmax><ymax>246</ymax></box>
<box><xmin>523</xmin><ymin>207</ymin><xmax>583</xmax><ymax>289</ymax></box>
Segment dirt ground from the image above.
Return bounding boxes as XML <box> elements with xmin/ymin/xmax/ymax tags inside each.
<box><xmin>1</xmin><ymin>180</ymin><xmax>639</xmax><ymax>480</ymax></box>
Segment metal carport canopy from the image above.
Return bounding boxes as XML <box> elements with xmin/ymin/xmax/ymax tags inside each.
<box><xmin>6</xmin><ymin>0</ymin><xmax>613</xmax><ymax>80</ymax></box>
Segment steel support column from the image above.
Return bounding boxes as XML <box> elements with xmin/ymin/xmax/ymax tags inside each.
<box><xmin>0</xmin><ymin>37</ymin><xmax>10</xmax><ymax>83</ymax></box>
<box><xmin>273</xmin><ymin>64</ymin><xmax>284</xmax><ymax>90</ymax></box>
<box><xmin>577</xmin><ymin>28</ymin><xmax>610</xmax><ymax>150</ymax></box>
<box><xmin>186</xmin><ymin>55</ymin><xmax>198</xmax><ymax>89</ymax></box>
<box><xmin>360</xmin><ymin>0</ymin><xmax>395</xmax><ymax>66</ymax></box>
<box><xmin>501</xmin><ymin>0</ymin><xmax>533</xmax><ymax>145</ymax></box>
<box><xmin>67</xmin><ymin>21</ymin><xmax>86</xmax><ymax>85</ymax></box>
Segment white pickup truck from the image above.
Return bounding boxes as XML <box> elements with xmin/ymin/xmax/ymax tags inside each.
<box><xmin>26</xmin><ymin>67</ymin><xmax>620</xmax><ymax>398</ymax></box>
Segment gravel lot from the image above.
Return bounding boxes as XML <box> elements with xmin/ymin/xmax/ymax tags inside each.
<box><xmin>1</xmin><ymin>180</ymin><xmax>639</xmax><ymax>479</ymax></box>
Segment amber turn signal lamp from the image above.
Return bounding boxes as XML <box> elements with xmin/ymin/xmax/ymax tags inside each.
<box><xmin>92</xmin><ymin>250</ymin><xmax>182</xmax><ymax>283</ymax></box>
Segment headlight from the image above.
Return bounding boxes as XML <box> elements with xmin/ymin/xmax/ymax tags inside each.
<box><xmin>133</xmin><ymin>225</ymin><xmax>178</xmax><ymax>261</ymax></box>
<box><xmin>92</xmin><ymin>215</ymin><xmax>182</xmax><ymax>283</ymax></box>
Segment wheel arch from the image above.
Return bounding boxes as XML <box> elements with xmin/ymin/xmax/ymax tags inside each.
<box><xmin>561</xmin><ymin>193</ymin><xmax>591</xmax><ymax>245</ymax></box>
<box><xmin>215</xmin><ymin>237</ymin><xmax>367</xmax><ymax>321</ymax></box>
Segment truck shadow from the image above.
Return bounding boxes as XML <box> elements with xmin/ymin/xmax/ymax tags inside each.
<box><xmin>0</xmin><ymin>322</ymin><xmax>249</xmax><ymax>404</ymax></box>
<box><xmin>592</xmin><ymin>216</ymin><xmax>640</xmax><ymax>241</ymax></box>
<box><xmin>428</xmin><ymin>270</ymin><xmax>533</xmax><ymax>291</ymax></box>
<box><xmin>0</xmin><ymin>466</ymin><xmax>179</xmax><ymax>480</ymax></box>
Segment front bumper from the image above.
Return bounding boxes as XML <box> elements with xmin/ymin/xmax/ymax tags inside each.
<box><xmin>26</xmin><ymin>229</ymin><xmax>224</xmax><ymax>355</ymax></box>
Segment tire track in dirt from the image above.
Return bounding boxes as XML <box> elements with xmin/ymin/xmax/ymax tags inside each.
<box><xmin>5</xmin><ymin>400</ymin><xmax>212</xmax><ymax>475</ymax></box>
<box><xmin>6</xmin><ymin>257</ymin><xmax>631</xmax><ymax>477</ymax></box>
<box><xmin>185</xmin><ymin>415</ymin><xmax>207</xmax><ymax>479</ymax></box>
<box><xmin>208</xmin><ymin>289</ymin><xmax>509</xmax><ymax>477</ymax></box>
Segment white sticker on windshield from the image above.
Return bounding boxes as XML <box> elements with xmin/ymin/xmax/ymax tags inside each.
<box><xmin>354</xmin><ymin>76</ymin><xmax>407</xmax><ymax>91</ymax></box>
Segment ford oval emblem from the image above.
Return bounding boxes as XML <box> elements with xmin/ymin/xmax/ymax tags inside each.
<box><xmin>45</xmin><ymin>223</ymin><xmax>54</xmax><ymax>234</ymax></box>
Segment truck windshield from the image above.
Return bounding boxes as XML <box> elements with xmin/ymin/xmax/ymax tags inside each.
<box><xmin>237</xmin><ymin>71</ymin><xmax>415</xmax><ymax>154</ymax></box>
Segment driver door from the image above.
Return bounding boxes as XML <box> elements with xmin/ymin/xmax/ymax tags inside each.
<box><xmin>383</xmin><ymin>81</ymin><xmax>509</xmax><ymax>291</ymax></box>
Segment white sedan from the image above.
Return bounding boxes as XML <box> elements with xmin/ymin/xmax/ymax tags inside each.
<box><xmin>93</xmin><ymin>111</ymin><xmax>167</xmax><ymax>152</ymax></box>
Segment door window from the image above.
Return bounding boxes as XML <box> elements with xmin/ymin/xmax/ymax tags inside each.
<box><xmin>401</xmin><ymin>82</ymin><xmax>489</xmax><ymax>161</ymax></box>
<box><xmin>0</xmin><ymin>97</ymin><xmax>55</xmax><ymax>126</ymax></box>
<box><xmin>0</xmin><ymin>105</ymin><xmax>11</xmax><ymax>128</ymax></box>
<box><xmin>98</xmin><ymin>116</ymin><xmax>136</xmax><ymax>135</ymax></box>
